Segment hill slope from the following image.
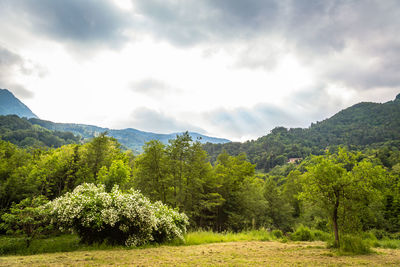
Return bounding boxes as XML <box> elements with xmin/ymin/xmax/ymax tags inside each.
<box><xmin>29</xmin><ymin>118</ymin><xmax>230</xmax><ymax>152</ymax></box>
<box><xmin>204</xmin><ymin>94</ymin><xmax>400</xmax><ymax>171</ymax></box>
<box><xmin>0</xmin><ymin>115</ymin><xmax>80</xmax><ymax>147</ymax></box>
<box><xmin>0</xmin><ymin>89</ymin><xmax>38</xmax><ymax>119</ymax></box>
<box><xmin>0</xmin><ymin>88</ymin><xmax>229</xmax><ymax>151</ymax></box>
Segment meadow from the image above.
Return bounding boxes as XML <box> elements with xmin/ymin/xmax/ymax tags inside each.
<box><xmin>1</xmin><ymin>231</ymin><xmax>400</xmax><ymax>266</ymax></box>
<box><xmin>1</xmin><ymin>241</ymin><xmax>400</xmax><ymax>266</ymax></box>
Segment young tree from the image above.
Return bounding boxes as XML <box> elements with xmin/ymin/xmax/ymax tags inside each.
<box><xmin>212</xmin><ymin>151</ymin><xmax>258</xmax><ymax>231</ymax></box>
<box><xmin>1</xmin><ymin>196</ymin><xmax>50</xmax><ymax>247</ymax></box>
<box><xmin>134</xmin><ymin>140</ymin><xmax>171</xmax><ymax>203</ymax></box>
<box><xmin>98</xmin><ymin>159</ymin><xmax>132</xmax><ymax>192</ymax></box>
<box><xmin>83</xmin><ymin>133</ymin><xmax>123</xmax><ymax>181</ymax></box>
<box><xmin>300</xmin><ymin>148</ymin><xmax>387</xmax><ymax>247</ymax></box>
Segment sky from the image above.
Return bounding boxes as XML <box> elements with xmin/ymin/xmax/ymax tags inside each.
<box><xmin>0</xmin><ymin>0</ymin><xmax>399</xmax><ymax>141</ymax></box>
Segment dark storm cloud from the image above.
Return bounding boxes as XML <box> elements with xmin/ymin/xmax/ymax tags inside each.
<box><xmin>1</xmin><ymin>0</ymin><xmax>130</xmax><ymax>48</ymax></box>
<box><xmin>132</xmin><ymin>0</ymin><xmax>400</xmax><ymax>92</ymax></box>
<box><xmin>132</xmin><ymin>0</ymin><xmax>283</xmax><ymax>46</ymax></box>
<box><xmin>285</xmin><ymin>0</ymin><xmax>400</xmax><ymax>90</ymax></box>
<box><xmin>0</xmin><ymin>46</ymin><xmax>35</xmax><ymax>99</ymax></box>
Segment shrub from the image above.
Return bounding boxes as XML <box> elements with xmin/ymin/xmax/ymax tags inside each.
<box><xmin>152</xmin><ymin>201</ymin><xmax>188</xmax><ymax>243</ymax></box>
<box><xmin>271</xmin><ymin>229</ymin><xmax>283</xmax><ymax>239</ymax></box>
<box><xmin>339</xmin><ymin>234</ymin><xmax>372</xmax><ymax>254</ymax></box>
<box><xmin>1</xmin><ymin>196</ymin><xmax>51</xmax><ymax>247</ymax></box>
<box><xmin>361</xmin><ymin>231</ymin><xmax>377</xmax><ymax>240</ymax></box>
<box><xmin>46</xmin><ymin>183</ymin><xmax>188</xmax><ymax>247</ymax></box>
<box><xmin>290</xmin><ymin>226</ymin><xmax>313</xmax><ymax>241</ymax></box>
<box><xmin>389</xmin><ymin>232</ymin><xmax>400</xmax><ymax>240</ymax></box>
<box><xmin>376</xmin><ymin>238</ymin><xmax>400</xmax><ymax>249</ymax></box>
<box><xmin>312</xmin><ymin>229</ymin><xmax>331</xmax><ymax>241</ymax></box>
<box><xmin>368</xmin><ymin>229</ymin><xmax>387</xmax><ymax>240</ymax></box>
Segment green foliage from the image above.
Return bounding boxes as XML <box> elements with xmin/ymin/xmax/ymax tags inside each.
<box><xmin>263</xmin><ymin>176</ymin><xmax>293</xmax><ymax>231</ymax></box>
<box><xmin>46</xmin><ymin>183</ymin><xmax>189</xmax><ymax>247</ymax></box>
<box><xmin>289</xmin><ymin>226</ymin><xmax>331</xmax><ymax>242</ymax></box>
<box><xmin>1</xmin><ymin>116</ymin><xmax>400</xmax><ymax>255</ymax></box>
<box><xmin>0</xmin><ymin>234</ymin><xmax>121</xmax><ymax>256</ymax></box>
<box><xmin>183</xmin><ymin>229</ymin><xmax>272</xmax><ymax>245</ymax></box>
<box><xmin>271</xmin><ymin>229</ymin><xmax>283</xmax><ymax>239</ymax></box>
<box><xmin>152</xmin><ymin>201</ymin><xmax>190</xmax><ymax>243</ymax></box>
<box><xmin>290</xmin><ymin>226</ymin><xmax>313</xmax><ymax>241</ymax></box>
<box><xmin>0</xmin><ymin>115</ymin><xmax>79</xmax><ymax>148</ymax></box>
<box><xmin>1</xmin><ymin>196</ymin><xmax>50</xmax><ymax>247</ymax></box>
<box><xmin>204</xmin><ymin>97</ymin><xmax>400</xmax><ymax>171</ymax></box>
<box><xmin>98</xmin><ymin>159</ymin><xmax>132</xmax><ymax>192</ymax></box>
<box><xmin>134</xmin><ymin>140</ymin><xmax>170</xmax><ymax>203</ymax></box>
<box><xmin>373</xmin><ymin>238</ymin><xmax>400</xmax><ymax>249</ymax></box>
<box><xmin>300</xmin><ymin>148</ymin><xmax>388</xmax><ymax>247</ymax></box>
<box><xmin>338</xmin><ymin>234</ymin><xmax>372</xmax><ymax>255</ymax></box>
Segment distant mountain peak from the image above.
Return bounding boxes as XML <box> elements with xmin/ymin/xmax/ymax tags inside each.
<box><xmin>0</xmin><ymin>88</ymin><xmax>38</xmax><ymax>119</ymax></box>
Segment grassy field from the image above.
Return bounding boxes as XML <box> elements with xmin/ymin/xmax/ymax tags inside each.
<box><xmin>1</xmin><ymin>241</ymin><xmax>400</xmax><ymax>266</ymax></box>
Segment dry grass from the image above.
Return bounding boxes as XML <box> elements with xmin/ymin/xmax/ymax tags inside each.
<box><xmin>1</xmin><ymin>241</ymin><xmax>400</xmax><ymax>266</ymax></box>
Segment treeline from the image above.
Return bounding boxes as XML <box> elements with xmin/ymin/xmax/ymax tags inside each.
<box><xmin>1</xmin><ymin>132</ymin><xmax>400</xmax><ymax>238</ymax></box>
<box><xmin>0</xmin><ymin>115</ymin><xmax>80</xmax><ymax>148</ymax></box>
<box><xmin>204</xmin><ymin>95</ymin><xmax>400</xmax><ymax>171</ymax></box>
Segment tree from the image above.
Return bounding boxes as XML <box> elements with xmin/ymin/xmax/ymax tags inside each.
<box><xmin>300</xmin><ymin>148</ymin><xmax>387</xmax><ymax>247</ymax></box>
<box><xmin>98</xmin><ymin>159</ymin><xmax>132</xmax><ymax>192</ymax></box>
<box><xmin>134</xmin><ymin>140</ymin><xmax>171</xmax><ymax>203</ymax></box>
<box><xmin>263</xmin><ymin>176</ymin><xmax>293</xmax><ymax>231</ymax></box>
<box><xmin>212</xmin><ymin>151</ymin><xmax>258</xmax><ymax>231</ymax></box>
<box><xmin>1</xmin><ymin>196</ymin><xmax>50</xmax><ymax>247</ymax></box>
<box><xmin>167</xmin><ymin>132</ymin><xmax>192</xmax><ymax>209</ymax></box>
<box><xmin>83</xmin><ymin>133</ymin><xmax>122</xmax><ymax>181</ymax></box>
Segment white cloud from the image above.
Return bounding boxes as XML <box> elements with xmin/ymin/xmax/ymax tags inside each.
<box><xmin>0</xmin><ymin>0</ymin><xmax>399</xmax><ymax>141</ymax></box>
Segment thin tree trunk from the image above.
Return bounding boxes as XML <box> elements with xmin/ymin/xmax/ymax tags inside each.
<box><xmin>333</xmin><ymin>198</ymin><xmax>340</xmax><ymax>248</ymax></box>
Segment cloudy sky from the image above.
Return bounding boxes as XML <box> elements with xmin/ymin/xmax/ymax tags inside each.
<box><xmin>0</xmin><ymin>0</ymin><xmax>399</xmax><ymax>141</ymax></box>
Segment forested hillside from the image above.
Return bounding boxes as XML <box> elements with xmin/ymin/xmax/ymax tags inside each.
<box><xmin>29</xmin><ymin>118</ymin><xmax>230</xmax><ymax>153</ymax></box>
<box><xmin>0</xmin><ymin>115</ymin><xmax>80</xmax><ymax>148</ymax></box>
<box><xmin>1</xmin><ymin>94</ymin><xmax>400</xmax><ymax>253</ymax></box>
<box><xmin>204</xmin><ymin>94</ymin><xmax>400</xmax><ymax>171</ymax></box>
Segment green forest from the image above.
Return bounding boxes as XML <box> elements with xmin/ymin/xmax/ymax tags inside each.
<box><xmin>1</xmin><ymin>97</ymin><xmax>400</xmax><ymax>255</ymax></box>
<box><xmin>204</xmin><ymin>95</ymin><xmax>400</xmax><ymax>172</ymax></box>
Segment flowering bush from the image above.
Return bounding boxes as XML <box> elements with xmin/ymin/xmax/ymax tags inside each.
<box><xmin>46</xmin><ymin>183</ymin><xmax>188</xmax><ymax>246</ymax></box>
<box><xmin>152</xmin><ymin>201</ymin><xmax>189</xmax><ymax>243</ymax></box>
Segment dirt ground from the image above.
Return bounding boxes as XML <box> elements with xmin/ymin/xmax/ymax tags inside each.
<box><xmin>1</xmin><ymin>241</ymin><xmax>400</xmax><ymax>266</ymax></box>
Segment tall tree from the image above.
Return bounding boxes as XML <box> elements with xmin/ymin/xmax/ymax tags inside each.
<box><xmin>134</xmin><ymin>140</ymin><xmax>171</xmax><ymax>203</ymax></box>
<box><xmin>300</xmin><ymin>148</ymin><xmax>387</xmax><ymax>247</ymax></box>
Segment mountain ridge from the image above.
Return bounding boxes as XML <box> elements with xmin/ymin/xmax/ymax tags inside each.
<box><xmin>203</xmin><ymin>93</ymin><xmax>400</xmax><ymax>171</ymax></box>
<box><xmin>0</xmin><ymin>88</ymin><xmax>230</xmax><ymax>151</ymax></box>
<box><xmin>0</xmin><ymin>89</ymin><xmax>38</xmax><ymax>119</ymax></box>
<box><xmin>29</xmin><ymin>118</ymin><xmax>230</xmax><ymax>152</ymax></box>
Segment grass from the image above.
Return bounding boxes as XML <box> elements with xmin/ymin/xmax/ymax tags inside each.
<box><xmin>372</xmin><ymin>238</ymin><xmax>400</xmax><ymax>249</ymax></box>
<box><xmin>183</xmin><ymin>229</ymin><xmax>274</xmax><ymax>245</ymax></box>
<box><xmin>0</xmin><ymin>229</ymin><xmax>277</xmax><ymax>256</ymax></box>
<box><xmin>1</xmin><ymin>229</ymin><xmax>400</xmax><ymax>265</ymax></box>
<box><xmin>1</xmin><ymin>241</ymin><xmax>400</xmax><ymax>266</ymax></box>
<box><xmin>1</xmin><ymin>230</ymin><xmax>400</xmax><ymax>266</ymax></box>
<box><xmin>0</xmin><ymin>234</ymin><xmax>121</xmax><ymax>256</ymax></box>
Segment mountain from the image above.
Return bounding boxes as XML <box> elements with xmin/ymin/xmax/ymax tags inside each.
<box><xmin>0</xmin><ymin>115</ymin><xmax>80</xmax><ymax>148</ymax></box>
<box><xmin>0</xmin><ymin>88</ymin><xmax>230</xmax><ymax>152</ymax></box>
<box><xmin>0</xmin><ymin>89</ymin><xmax>38</xmax><ymax>119</ymax></box>
<box><xmin>203</xmin><ymin>93</ymin><xmax>400</xmax><ymax>171</ymax></box>
<box><xmin>29</xmin><ymin>118</ymin><xmax>230</xmax><ymax>152</ymax></box>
